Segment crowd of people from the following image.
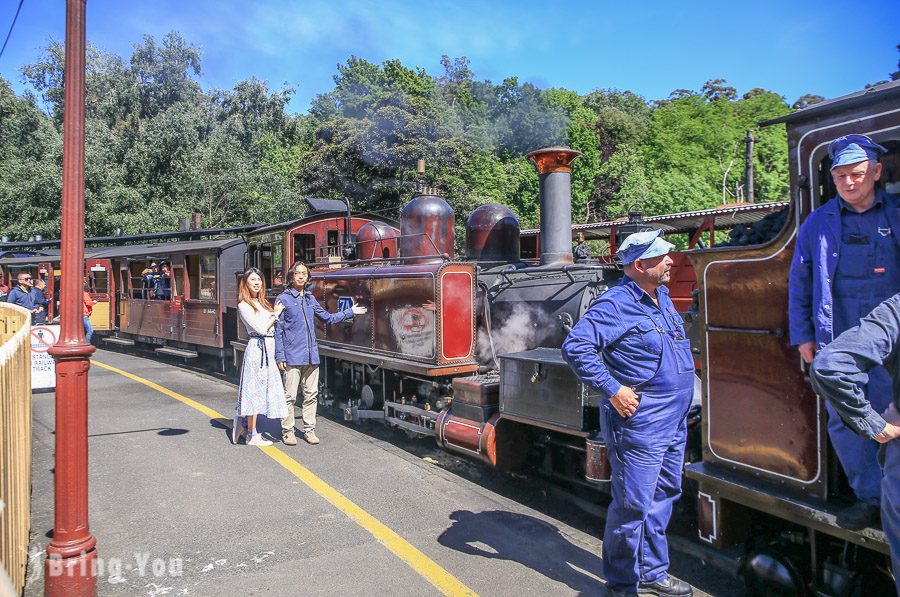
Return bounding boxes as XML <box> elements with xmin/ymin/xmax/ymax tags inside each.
<box><xmin>140</xmin><ymin>262</ymin><xmax>171</xmax><ymax>299</ymax></box>
<box><xmin>1</xmin><ymin>271</ymin><xmax>96</xmax><ymax>345</ymax></box>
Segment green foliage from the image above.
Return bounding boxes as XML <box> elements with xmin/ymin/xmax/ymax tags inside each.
<box><xmin>0</xmin><ymin>33</ymin><xmax>796</xmax><ymax>245</ymax></box>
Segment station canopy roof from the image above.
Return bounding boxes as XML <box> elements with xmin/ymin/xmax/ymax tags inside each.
<box><xmin>520</xmin><ymin>201</ymin><xmax>790</xmax><ymax>240</ymax></box>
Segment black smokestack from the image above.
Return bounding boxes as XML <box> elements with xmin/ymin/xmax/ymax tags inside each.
<box><xmin>527</xmin><ymin>147</ymin><xmax>582</xmax><ymax>265</ymax></box>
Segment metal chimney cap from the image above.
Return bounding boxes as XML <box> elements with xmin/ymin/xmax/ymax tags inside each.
<box><xmin>527</xmin><ymin>147</ymin><xmax>582</xmax><ymax>174</ymax></box>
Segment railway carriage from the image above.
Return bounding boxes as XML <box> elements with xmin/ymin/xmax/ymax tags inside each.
<box><xmin>96</xmin><ymin>238</ymin><xmax>246</xmax><ymax>366</ymax></box>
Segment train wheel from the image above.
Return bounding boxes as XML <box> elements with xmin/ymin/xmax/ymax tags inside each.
<box><xmin>742</xmin><ymin>549</ymin><xmax>808</xmax><ymax>596</ymax></box>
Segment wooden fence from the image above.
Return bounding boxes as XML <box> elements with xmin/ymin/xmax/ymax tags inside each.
<box><xmin>0</xmin><ymin>304</ymin><xmax>32</xmax><ymax>595</ymax></box>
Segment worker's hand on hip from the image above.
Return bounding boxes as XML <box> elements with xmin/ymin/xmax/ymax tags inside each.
<box><xmin>798</xmin><ymin>341</ymin><xmax>817</xmax><ymax>365</ymax></box>
<box><xmin>610</xmin><ymin>386</ymin><xmax>640</xmax><ymax>418</ymax></box>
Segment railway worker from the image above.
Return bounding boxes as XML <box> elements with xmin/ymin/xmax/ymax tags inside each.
<box><xmin>789</xmin><ymin>134</ymin><xmax>900</xmax><ymax>530</ymax></box>
<box><xmin>274</xmin><ymin>261</ymin><xmax>366</xmax><ymax>446</ymax></box>
<box><xmin>232</xmin><ymin>267</ymin><xmax>288</xmax><ymax>447</ymax></box>
<box><xmin>562</xmin><ymin>230</ymin><xmax>694</xmax><ymax>597</ymax></box>
<box><xmin>809</xmin><ymin>293</ymin><xmax>900</xmax><ymax>595</ymax></box>
<box><xmin>7</xmin><ymin>272</ymin><xmax>42</xmax><ymax>321</ymax></box>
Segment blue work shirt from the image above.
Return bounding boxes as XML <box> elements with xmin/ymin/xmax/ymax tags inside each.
<box><xmin>562</xmin><ymin>276</ymin><xmax>689</xmax><ymax>399</ymax></box>
<box><xmin>29</xmin><ymin>287</ymin><xmax>49</xmax><ymax>323</ymax></box>
<box><xmin>811</xmin><ymin>292</ymin><xmax>900</xmax><ymax>440</ymax></box>
<box><xmin>274</xmin><ymin>287</ymin><xmax>354</xmax><ymax>366</ymax></box>
<box><xmin>7</xmin><ymin>286</ymin><xmax>36</xmax><ymax>312</ymax></box>
<box><xmin>789</xmin><ymin>188</ymin><xmax>900</xmax><ymax>348</ymax></box>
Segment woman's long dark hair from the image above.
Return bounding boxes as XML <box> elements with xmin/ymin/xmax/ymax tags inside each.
<box><xmin>238</xmin><ymin>267</ymin><xmax>273</xmax><ymax>312</ymax></box>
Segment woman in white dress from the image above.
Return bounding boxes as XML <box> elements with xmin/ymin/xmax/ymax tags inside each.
<box><xmin>233</xmin><ymin>268</ymin><xmax>288</xmax><ymax>446</ymax></box>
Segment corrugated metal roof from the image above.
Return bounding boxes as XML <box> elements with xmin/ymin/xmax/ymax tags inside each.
<box><xmin>0</xmin><ymin>238</ymin><xmax>246</xmax><ymax>266</ymax></box>
<box><xmin>88</xmin><ymin>237</ymin><xmax>246</xmax><ymax>259</ymax></box>
<box><xmin>761</xmin><ymin>80</ymin><xmax>900</xmax><ymax>127</ymax></box>
<box><xmin>520</xmin><ymin>201</ymin><xmax>790</xmax><ymax>239</ymax></box>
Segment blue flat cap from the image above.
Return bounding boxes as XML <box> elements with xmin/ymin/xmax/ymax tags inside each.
<box><xmin>828</xmin><ymin>134</ymin><xmax>887</xmax><ymax>170</ymax></box>
<box><xmin>617</xmin><ymin>229</ymin><xmax>674</xmax><ymax>265</ymax></box>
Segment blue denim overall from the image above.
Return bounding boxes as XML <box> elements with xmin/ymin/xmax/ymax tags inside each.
<box><xmin>600</xmin><ymin>307</ymin><xmax>695</xmax><ymax>591</ymax></box>
<box><xmin>829</xmin><ymin>201</ymin><xmax>899</xmax><ymax>504</ymax></box>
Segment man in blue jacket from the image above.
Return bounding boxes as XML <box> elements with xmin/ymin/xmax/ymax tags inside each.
<box><xmin>563</xmin><ymin>230</ymin><xmax>694</xmax><ymax>597</ymax></box>
<box><xmin>275</xmin><ymin>261</ymin><xmax>366</xmax><ymax>445</ymax></box>
<box><xmin>30</xmin><ymin>278</ymin><xmax>50</xmax><ymax>324</ymax></box>
<box><xmin>7</xmin><ymin>272</ymin><xmax>41</xmax><ymax>321</ymax></box>
<box><xmin>789</xmin><ymin>134</ymin><xmax>900</xmax><ymax>529</ymax></box>
<box><xmin>810</xmin><ymin>293</ymin><xmax>900</xmax><ymax>594</ymax></box>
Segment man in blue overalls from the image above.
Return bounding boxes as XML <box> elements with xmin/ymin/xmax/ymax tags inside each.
<box><xmin>810</xmin><ymin>293</ymin><xmax>900</xmax><ymax>595</ymax></box>
<box><xmin>789</xmin><ymin>134</ymin><xmax>900</xmax><ymax>529</ymax></box>
<box><xmin>563</xmin><ymin>230</ymin><xmax>695</xmax><ymax>597</ymax></box>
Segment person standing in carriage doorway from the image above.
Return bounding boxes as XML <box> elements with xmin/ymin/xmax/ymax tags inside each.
<box><xmin>562</xmin><ymin>230</ymin><xmax>695</xmax><ymax>597</ymax></box>
<box><xmin>789</xmin><ymin>134</ymin><xmax>900</xmax><ymax>530</ymax></box>
<box><xmin>275</xmin><ymin>261</ymin><xmax>366</xmax><ymax>446</ymax></box>
<box><xmin>233</xmin><ymin>268</ymin><xmax>288</xmax><ymax>447</ymax></box>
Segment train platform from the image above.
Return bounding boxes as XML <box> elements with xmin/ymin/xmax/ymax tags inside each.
<box><xmin>24</xmin><ymin>349</ymin><xmax>742</xmax><ymax>596</ymax></box>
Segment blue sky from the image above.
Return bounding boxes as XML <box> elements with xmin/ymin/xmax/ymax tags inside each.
<box><xmin>1</xmin><ymin>0</ymin><xmax>898</xmax><ymax>113</ymax></box>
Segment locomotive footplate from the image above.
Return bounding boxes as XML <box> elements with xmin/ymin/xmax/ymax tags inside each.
<box><xmin>685</xmin><ymin>461</ymin><xmax>889</xmax><ymax>555</ymax></box>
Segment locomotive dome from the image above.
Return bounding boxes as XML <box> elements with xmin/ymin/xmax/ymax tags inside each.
<box><xmin>466</xmin><ymin>203</ymin><xmax>520</xmax><ymax>262</ymax></box>
<box><xmin>356</xmin><ymin>221</ymin><xmax>399</xmax><ymax>260</ymax></box>
<box><xmin>399</xmin><ymin>194</ymin><xmax>455</xmax><ymax>263</ymax></box>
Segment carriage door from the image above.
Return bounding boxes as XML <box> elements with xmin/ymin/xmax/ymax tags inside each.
<box><xmin>118</xmin><ymin>263</ymin><xmax>131</xmax><ymax>329</ymax></box>
<box><xmin>169</xmin><ymin>260</ymin><xmax>187</xmax><ymax>342</ymax></box>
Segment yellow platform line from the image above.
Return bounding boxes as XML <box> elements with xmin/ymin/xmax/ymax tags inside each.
<box><xmin>93</xmin><ymin>360</ymin><xmax>477</xmax><ymax>597</ymax></box>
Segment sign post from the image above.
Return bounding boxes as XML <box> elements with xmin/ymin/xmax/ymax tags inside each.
<box><xmin>44</xmin><ymin>1</ymin><xmax>98</xmax><ymax>595</ymax></box>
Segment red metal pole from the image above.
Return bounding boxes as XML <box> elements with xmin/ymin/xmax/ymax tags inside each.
<box><xmin>45</xmin><ymin>1</ymin><xmax>98</xmax><ymax>595</ymax></box>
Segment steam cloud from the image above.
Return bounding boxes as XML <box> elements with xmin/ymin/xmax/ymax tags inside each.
<box><xmin>477</xmin><ymin>303</ymin><xmax>556</xmax><ymax>366</ymax></box>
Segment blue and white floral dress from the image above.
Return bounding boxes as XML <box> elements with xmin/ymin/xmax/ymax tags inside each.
<box><xmin>236</xmin><ymin>300</ymin><xmax>288</xmax><ymax>419</ymax></box>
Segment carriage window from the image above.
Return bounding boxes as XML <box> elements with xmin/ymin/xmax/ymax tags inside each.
<box><xmin>129</xmin><ymin>261</ymin><xmax>153</xmax><ymax>299</ymax></box>
<box><xmin>187</xmin><ymin>255</ymin><xmax>217</xmax><ymax>300</ymax></box>
<box><xmin>326</xmin><ymin>230</ymin><xmax>340</xmax><ymax>258</ymax></box>
<box><xmin>293</xmin><ymin>233</ymin><xmax>316</xmax><ymax>265</ymax></box>
<box><xmin>90</xmin><ymin>270</ymin><xmax>109</xmax><ymax>294</ymax></box>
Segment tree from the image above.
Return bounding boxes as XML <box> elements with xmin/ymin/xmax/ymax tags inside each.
<box><xmin>792</xmin><ymin>94</ymin><xmax>825</xmax><ymax>110</ymax></box>
<box><xmin>892</xmin><ymin>43</ymin><xmax>900</xmax><ymax>81</ymax></box>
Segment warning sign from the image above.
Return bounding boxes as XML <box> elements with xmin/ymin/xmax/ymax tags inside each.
<box><xmin>31</xmin><ymin>325</ymin><xmax>59</xmax><ymax>391</ymax></box>
<box><xmin>31</xmin><ymin>327</ymin><xmax>57</xmax><ymax>352</ymax></box>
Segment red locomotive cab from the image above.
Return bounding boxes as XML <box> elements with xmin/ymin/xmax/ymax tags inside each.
<box><xmin>684</xmin><ymin>82</ymin><xmax>900</xmax><ymax>590</ymax></box>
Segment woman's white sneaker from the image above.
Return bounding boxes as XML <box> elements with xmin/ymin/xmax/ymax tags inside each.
<box><xmin>247</xmin><ymin>433</ymin><xmax>273</xmax><ymax>447</ymax></box>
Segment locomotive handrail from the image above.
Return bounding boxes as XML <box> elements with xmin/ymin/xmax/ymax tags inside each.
<box><xmin>706</xmin><ymin>324</ymin><xmax>784</xmax><ymax>337</ymax></box>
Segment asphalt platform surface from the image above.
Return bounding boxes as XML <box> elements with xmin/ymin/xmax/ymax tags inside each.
<box><xmin>25</xmin><ymin>348</ymin><xmax>743</xmax><ymax>596</ymax></box>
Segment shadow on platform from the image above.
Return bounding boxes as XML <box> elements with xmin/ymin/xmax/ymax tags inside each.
<box><xmin>438</xmin><ymin>509</ymin><xmax>605</xmax><ymax>594</ymax></box>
